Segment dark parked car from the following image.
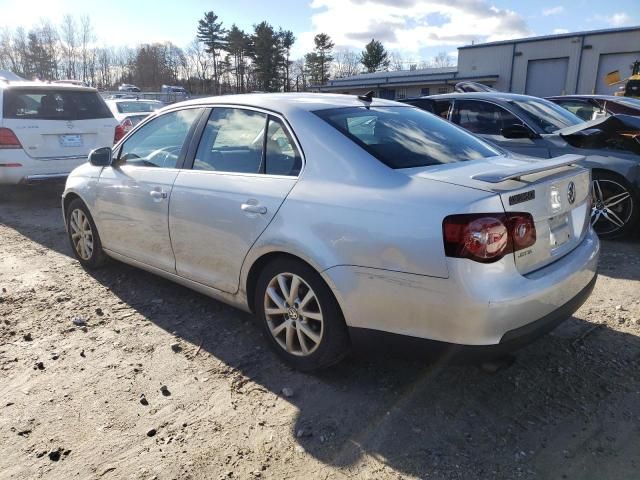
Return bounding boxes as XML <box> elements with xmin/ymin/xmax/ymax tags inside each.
<box><xmin>547</xmin><ymin>95</ymin><xmax>640</xmax><ymax>121</ymax></box>
<box><xmin>401</xmin><ymin>92</ymin><xmax>640</xmax><ymax>239</ymax></box>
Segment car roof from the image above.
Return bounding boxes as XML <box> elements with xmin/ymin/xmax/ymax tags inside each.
<box><xmin>172</xmin><ymin>92</ymin><xmax>403</xmax><ymax>115</ymax></box>
<box><xmin>421</xmin><ymin>92</ymin><xmax>540</xmax><ymax>102</ymax></box>
<box><xmin>546</xmin><ymin>94</ymin><xmax>625</xmax><ymax>101</ymax></box>
<box><xmin>0</xmin><ymin>80</ymin><xmax>97</xmax><ymax>92</ymax></box>
<box><xmin>106</xmin><ymin>98</ymin><xmax>162</xmax><ymax>103</ymax></box>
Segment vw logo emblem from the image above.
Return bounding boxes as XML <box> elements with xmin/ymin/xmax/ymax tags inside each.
<box><xmin>567</xmin><ymin>181</ymin><xmax>576</xmax><ymax>205</ymax></box>
<box><xmin>65</xmin><ymin>121</ymin><xmax>74</xmax><ymax>129</ymax></box>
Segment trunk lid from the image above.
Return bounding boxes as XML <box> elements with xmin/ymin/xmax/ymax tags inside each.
<box><xmin>557</xmin><ymin>113</ymin><xmax>640</xmax><ymax>155</ymax></box>
<box><xmin>2</xmin><ymin>86</ymin><xmax>117</xmax><ymax>159</ymax></box>
<box><xmin>404</xmin><ymin>154</ymin><xmax>592</xmax><ymax>274</ymax></box>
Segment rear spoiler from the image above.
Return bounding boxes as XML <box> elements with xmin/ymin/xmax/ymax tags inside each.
<box><xmin>472</xmin><ymin>154</ymin><xmax>585</xmax><ymax>183</ymax></box>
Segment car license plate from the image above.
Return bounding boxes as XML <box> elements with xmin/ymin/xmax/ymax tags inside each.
<box><xmin>549</xmin><ymin>213</ymin><xmax>571</xmax><ymax>248</ymax></box>
<box><xmin>59</xmin><ymin>134</ymin><xmax>83</xmax><ymax>147</ymax></box>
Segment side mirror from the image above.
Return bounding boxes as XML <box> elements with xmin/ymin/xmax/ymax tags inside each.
<box><xmin>501</xmin><ymin>124</ymin><xmax>534</xmax><ymax>139</ymax></box>
<box><xmin>88</xmin><ymin>147</ymin><xmax>112</xmax><ymax>167</ymax></box>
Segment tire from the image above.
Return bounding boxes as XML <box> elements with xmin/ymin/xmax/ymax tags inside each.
<box><xmin>65</xmin><ymin>198</ymin><xmax>108</xmax><ymax>269</ymax></box>
<box><xmin>254</xmin><ymin>257</ymin><xmax>350</xmax><ymax>371</ymax></box>
<box><xmin>591</xmin><ymin>171</ymin><xmax>639</xmax><ymax>240</ymax></box>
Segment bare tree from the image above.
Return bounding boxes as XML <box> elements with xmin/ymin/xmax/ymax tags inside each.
<box><xmin>389</xmin><ymin>51</ymin><xmax>404</xmax><ymax>71</ymax></box>
<box><xmin>333</xmin><ymin>49</ymin><xmax>360</xmax><ymax>78</ymax></box>
<box><xmin>79</xmin><ymin>16</ymin><xmax>95</xmax><ymax>82</ymax></box>
<box><xmin>432</xmin><ymin>51</ymin><xmax>454</xmax><ymax>68</ymax></box>
<box><xmin>60</xmin><ymin>15</ymin><xmax>77</xmax><ymax>79</ymax></box>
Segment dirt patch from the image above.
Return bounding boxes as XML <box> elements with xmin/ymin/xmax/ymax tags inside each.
<box><xmin>1</xmin><ymin>186</ymin><xmax>639</xmax><ymax>479</ymax></box>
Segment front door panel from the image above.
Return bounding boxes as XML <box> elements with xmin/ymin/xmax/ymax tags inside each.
<box><xmin>95</xmin><ymin>166</ymin><xmax>179</xmax><ymax>272</ymax></box>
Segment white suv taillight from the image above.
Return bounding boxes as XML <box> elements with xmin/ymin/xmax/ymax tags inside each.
<box><xmin>443</xmin><ymin>212</ymin><xmax>536</xmax><ymax>263</ymax></box>
<box><xmin>0</xmin><ymin>128</ymin><xmax>22</xmax><ymax>149</ymax></box>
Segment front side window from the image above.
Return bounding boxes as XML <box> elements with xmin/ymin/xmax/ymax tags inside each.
<box><xmin>193</xmin><ymin>108</ymin><xmax>267</xmax><ymax>173</ymax></box>
<box><xmin>314</xmin><ymin>106</ymin><xmax>500</xmax><ymax>169</ymax></box>
<box><xmin>3</xmin><ymin>88</ymin><xmax>112</xmax><ymax>120</ymax></box>
<box><xmin>509</xmin><ymin>97</ymin><xmax>582</xmax><ymax>133</ymax></box>
<box><xmin>452</xmin><ymin>100</ymin><xmax>520</xmax><ymax>135</ymax></box>
<box><xmin>118</xmin><ymin>108</ymin><xmax>202</xmax><ymax>168</ymax></box>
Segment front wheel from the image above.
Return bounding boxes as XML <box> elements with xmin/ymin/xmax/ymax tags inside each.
<box><xmin>255</xmin><ymin>258</ymin><xmax>350</xmax><ymax>371</ymax></box>
<box><xmin>591</xmin><ymin>172</ymin><xmax>638</xmax><ymax>239</ymax></box>
<box><xmin>66</xmin><ymin>198</ymin><xmax>108</xmax><ymax>268</ymax></box>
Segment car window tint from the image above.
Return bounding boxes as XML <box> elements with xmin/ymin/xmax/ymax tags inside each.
<box><xmin>265</xmin><ymin>117</ymin><xmax>302</xmax><ymax>176</ymax></box>
<box><xmin>118</xmin><ymin>108</ymin><xmax>202</xmax><ymax>168</ymax></box>
<box><xmin>2</xmin><ymin>88</ymin><xmax>112</xmax><ymax>120</ymax></box>
<box><xmin>433</xmin><ymin>100</ymin><xmax>452</xmax><ymax>119</ymax></box>
<box><xmin>554</xmin><ymin>100</ymin><xmax>598</xmax><ymax>121</ymax></box>
<box><xmin>453</xmin><ymin>100</ymin><xmax>520</xmax><ymax>135</ymax></box>
<box><xmin>193</xmin><ymin>108</ymin><xmax>267</xmax><ymax>173</ymax></box>
<box><xmin>315</xmin><ymin>106</ymin><xmax>500</xmax><ymax>169</ymax></box>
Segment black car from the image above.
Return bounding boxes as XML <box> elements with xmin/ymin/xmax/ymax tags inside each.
<box><xmin>401</xmin><ymin>92</ymin><xmax>640</xmax><ymax>239</ymax></box>
<box><xmin>547</xmin><ymin>95</ymin><xmax>640</xmax><ymax>121</ymax></box>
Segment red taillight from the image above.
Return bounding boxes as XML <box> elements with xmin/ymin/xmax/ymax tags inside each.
<box><xmin>113</xmin><ymin>118</ymin><xmax>133</xmax><ymax>143</ymax></box>
<box><xmin>0</xmin><ymin>128</ymin><xmax>22</xmax><ymax>149</ymax></box>
<box><xmin>443</xmin><ymin>212</ymin><xmax>536</xmax><ymax>263</ymax></box>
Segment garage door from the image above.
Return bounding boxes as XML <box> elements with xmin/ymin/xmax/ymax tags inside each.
<box><xmin>525</xmin><ymin>58</ymin><xmax>569</xmax><ymax>97</ymax></box>
<box><xmin>596</xmin><ymin>52</ymin><xmax>640</xmax><ymax>95</ymax></box>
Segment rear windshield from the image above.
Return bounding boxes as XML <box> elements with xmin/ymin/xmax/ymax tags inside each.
<box><xmin>116</xmin><ymin>101</ymin><xmax>162</xmax><ymax>114</ymax></box>
<box><xmin>2</xmin><ymin>89</ymin><xmax>113</xmax><ymax>120</ymax></box>
<box><xmin>314</xmin><ymin>106</ymin><xmax>499</xmax><ymax>169</ymax></box>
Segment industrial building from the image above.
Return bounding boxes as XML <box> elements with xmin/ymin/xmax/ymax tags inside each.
<box><xmin>318</xmin><ymin>26</ymin><xmax>640</xmax><ymax>99</ymax></box>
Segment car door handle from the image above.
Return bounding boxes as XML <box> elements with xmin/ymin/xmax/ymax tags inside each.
<box><xmin>150</xmin><ymin>190</ymin><xmax>168</xmax><ymax>199</ymax></box>
<box><xmin>241</xmin><ymin>203</ymin><xmax>267</xmax><ymax>215</ymax></box>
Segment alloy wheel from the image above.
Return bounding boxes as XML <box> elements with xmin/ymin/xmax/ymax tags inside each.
<box><xmin>264</xmin><ymin>272</ymin><xmax>324</xmax><ymax>356</ymax></box>
<box><xmin>69</xmin><ymin>208</ymin><xmax>94</xmax><ymax>260</ymax></box>
<box><xmin>591</xmin><ymin>178</ymin><xmax>633</xmax><ymax>237</ymax></box>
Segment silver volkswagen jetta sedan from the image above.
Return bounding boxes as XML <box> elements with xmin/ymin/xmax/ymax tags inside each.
<box><xmin>62</xmin><ymin>93</ymin><xmax>599</xmax><ymax>371</ymax></box>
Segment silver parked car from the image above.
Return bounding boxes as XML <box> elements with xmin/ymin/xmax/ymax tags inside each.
<box><xmin>62</xmin><ymin>93</ymin><xmax>599</xmax><ymax>371</ymax></box>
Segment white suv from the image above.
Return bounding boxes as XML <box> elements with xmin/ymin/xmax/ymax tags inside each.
<box><xmin>0</xmin><ymin>81</ymin><xmax>118</xmax><ymax>185</ymax></box>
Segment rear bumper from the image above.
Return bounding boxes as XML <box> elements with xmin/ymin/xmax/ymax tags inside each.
<box><xmin>348</xmin><ymin>273</ymin><xmax>596</xmax><ymax>360</ymax></box>
<box><xmin>323</xmin><ymin>228</ymin><xmax>600</xmax><ymax>347</ymax></box>
<box><xmin>0</xmin><ymin>152</ymin><xmax>87</xmax><ymax>185</ymax></box>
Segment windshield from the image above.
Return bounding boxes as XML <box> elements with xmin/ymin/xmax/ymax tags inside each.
<box><xmin>509</xmin><ymin>97</ymin><xmax>583</xmax><ymax>133</ymax></box>
<box><xmin>116</xmin><ymin>101</ymin><xmax>162</xmax><ymax>114</ymax></box>
<box><xmin>314</xmin><ymin>106</ymin><xmax>500</xmax><ymax>169</ymax></box>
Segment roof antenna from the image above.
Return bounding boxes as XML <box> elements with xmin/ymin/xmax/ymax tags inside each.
<box><xmin>357</xmin><ymin>90</ymin><xmax>374</xmax><ymax>102</ymax></box>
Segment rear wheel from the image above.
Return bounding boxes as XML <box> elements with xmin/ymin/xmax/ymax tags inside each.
<box><xmin>255</xmin><ymin>258</ymin><xmax>350</xmax><ymax>371</ymax></box>
<box><xmin>591</xmin><ymin>172</ymin><xmax>638</xmax><ymax>239</ymax></box>
<box><xmin>66</xmin><ymin>198</ymin><xmax>107</xmax><ymax>268</ymax></box>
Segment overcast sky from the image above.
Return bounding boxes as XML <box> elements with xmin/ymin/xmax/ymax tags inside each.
<box><xmin>0</xmin><ymin>0</ymin><xmax>638</xmax><ymax>62</ymax></box>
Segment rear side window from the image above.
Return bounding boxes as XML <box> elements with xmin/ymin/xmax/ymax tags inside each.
<box><xmin>115</xmin><ymin>102</ymin><xmax>162</xmax><ymax>114</ymax></box>
<box><xmin>3</xmin><ymin>89</ymin><xmax>113</xmax><ymax>120</ymax></box>
<box><xmin>193</xmin><ymin>107</ymin><xmax>267</xmax><ymax>173</ymax></box>
<box><xmin>314</xmin><ymin>106</ymin><xmax>499</xmax><ymax>169</ymax></box>
<box><xmin>452</xmin><ymin>100</ymin><xmax>520</xmax><ymax>135</ymax></box>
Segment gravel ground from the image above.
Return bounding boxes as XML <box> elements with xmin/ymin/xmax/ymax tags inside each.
<box><xmin>1</xmin><ymin>185</ymin><xmax>639</xmax><ymax>480</ymax></box>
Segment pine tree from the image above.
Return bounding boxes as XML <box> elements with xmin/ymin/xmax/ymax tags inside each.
<box><xmin>197</xmin><ymin>11</ymin><xmax>227</xmax><ymax>94</ymax></box>
<box><xmin>360</xmin><ymin>39</ymin><xmax>389</xmax><ymax>73</ymax></box>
